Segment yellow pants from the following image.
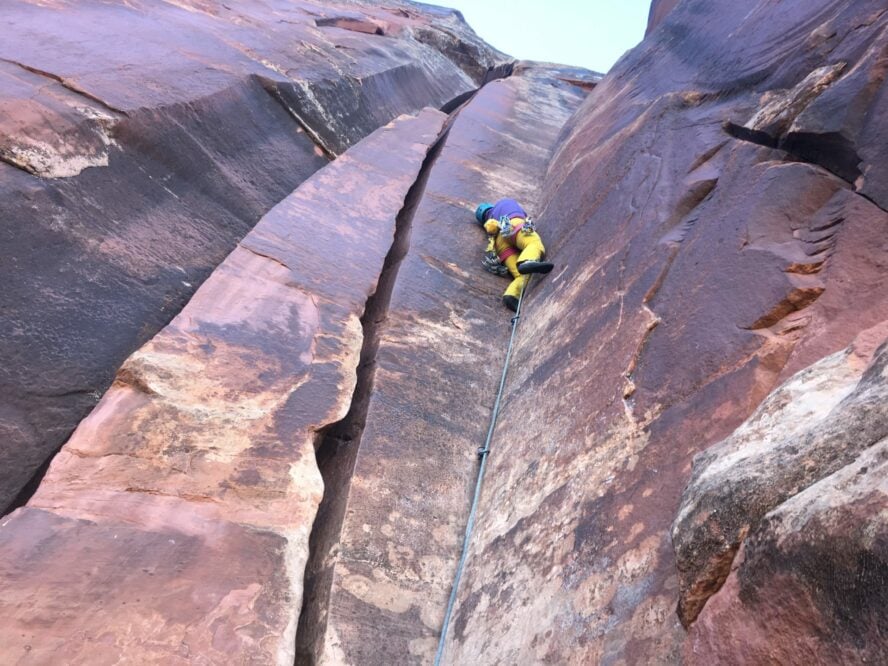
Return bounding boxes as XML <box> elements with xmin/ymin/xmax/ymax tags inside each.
<box><xmin>495</xmin><ymin>231</ymin><xmax>546</xmax><ymax>298</ymax></box>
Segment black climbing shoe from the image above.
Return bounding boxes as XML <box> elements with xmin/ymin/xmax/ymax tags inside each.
<box><xmin>517</xmin><ymin>260</ymin><xmax>554</xmax><ymax>275</ymax></box>
<box><xmin>502</xmin><ymin>295</ymin><xmax>520</xmax><ymax>312</ymax></box>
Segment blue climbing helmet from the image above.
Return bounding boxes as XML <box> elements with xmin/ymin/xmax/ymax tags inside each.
<box><xmin>475</xmin><ymin>202</ymin><xmax>494</xmax><ymax>224</ymax></box>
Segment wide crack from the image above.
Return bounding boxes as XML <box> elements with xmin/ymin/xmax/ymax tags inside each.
<box><xmin>293</xmin><ymin>62</ymin><xmax>517</xmax><ymax>662</ymax></box>
<box><xmin>293</xmin><ymin>126</ymin><xmax>452</xmax><ymax>665</ymax></box>
<box><xmin>439</xmin><ymin>61</ymin><xmax>516</xmax><ymax>114</ymax></box>
<box><xmin>723</xmin><ymin>120</ymin><xmax>888</xmax><ymax>217</ymax></box>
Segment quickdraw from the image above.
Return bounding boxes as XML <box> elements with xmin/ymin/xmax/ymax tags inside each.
<box><xmin>498</xmin><ymin>215</ymin><xmax>537</xmax><ymax>239</ymax></box>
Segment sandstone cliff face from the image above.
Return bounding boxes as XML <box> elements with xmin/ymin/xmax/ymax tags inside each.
<box><xmin>0</xmin><ymin>0</ymin><xmax>506</xmax><ymax>514</ymax></box>
<box><xmin>295</xmin><ymin>62</ymin><xmax>590</xmax><ymax>665</ymax></box>
<box><xmin>445</xmin><ymin>0</ymin><xmax>888</xmax><ymax>663</ymax></box>
<box><xmin>677</xmin><ymin>325</ymin><xmax>888</xmax><ymax>664</ymax></box>
<box><xmin>646</xmin><ymin>0</ymin><xmax>679</xmax><ymax>36</ymax></box>
<box><xmin>1</xmin><ymin>0</ymin><xmax>887</xmax><ymax>663</ymax></box>
<box><xmin>0</xmin><ymin>109</ymin><xmax>448</xmax><ymax>665</ymax></box>
<box><xmin>0</xmin><ymin>56</ymin><xmax>597</xmax><ymax>661</ymax></box>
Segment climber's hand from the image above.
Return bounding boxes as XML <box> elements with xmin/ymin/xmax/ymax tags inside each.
<box><xmin>482</xmin><ymin>251</ymin><xmax>509</xmax><ymax>276</ymax></box>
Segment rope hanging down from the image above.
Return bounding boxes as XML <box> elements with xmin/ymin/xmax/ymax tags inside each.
<box><xmin>433</xmin><ymin>276</ymin><xmax>532</xmax><ymax>666</ymax></box>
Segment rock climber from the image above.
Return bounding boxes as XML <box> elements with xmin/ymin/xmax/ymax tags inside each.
<box><xmin>475</xmin><ymin>198</ymin><xmax>553</xmax><ymax>311</ymax></box>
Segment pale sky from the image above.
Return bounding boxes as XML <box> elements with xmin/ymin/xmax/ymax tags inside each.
<box><xmin>440</xmin><ymin>0</ymin><xmax>652</xmax><ymax>74</ymax></box>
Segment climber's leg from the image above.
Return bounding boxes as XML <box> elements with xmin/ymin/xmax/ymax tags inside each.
<box><xmin>515</xmin><ymin>231</ymin><xmax>553</xmax><ymax>275</ymax></box>
<box><xmin>502</xmin><ymin>255</ymin><xmax>527</xmax><ymax>311</ymax></box>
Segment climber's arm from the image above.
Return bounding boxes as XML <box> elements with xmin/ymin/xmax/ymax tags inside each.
<box><xmin>482</xmin><ymin>235</ymin><xmax>509</xmax><ymax>276</ymax></box>
<box><xmin>483</xmin><ymin>219</ymin><xmax>500</xmax><ymax>236</ymax></box>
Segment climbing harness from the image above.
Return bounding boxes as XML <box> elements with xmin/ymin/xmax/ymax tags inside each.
<box><xmin>497</xmin><ymin>245</ymin><xmax>518</xmax><ymax>262</ymax></box>
<box><xmin>433</xmin><ymin>277</ymin><xmax>532</xmax><ymax>666</ymax></box>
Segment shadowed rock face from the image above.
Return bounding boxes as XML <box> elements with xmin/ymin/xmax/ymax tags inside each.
<box><xmin>678</xmin><ymin>327</ymin><xmax>888</xmax><ymax>663</ymax></box>
<box><xmin>445</xmin><ymin>0</ymin><xmax>888</xmax><ymax>663</ymax></box>
<box><xmin>0</xmin><ymin>0</ymin><xmax>506</xmax><ymax>514</ymax></box>
<box><xmin>0</xmin><ymin>109</ymin><xmax>448</xmax><ymax>665</ymax></box>
<box><xmin>646</xmin><ymin>0</ymin><xmax>679</xmax><ymax>36</ymax></box>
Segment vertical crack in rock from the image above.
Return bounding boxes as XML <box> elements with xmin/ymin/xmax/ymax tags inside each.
<box><xmin>294</xmin><ymin>125</ymin><xmax>452</xmax><ymax>665</ymax></box>
<box><xmin>440</xmin><ymin>61</ymin><xmax>515</xmax><ymax>113</ymax></box>
<box><xmin>0</xmin><ymin>109</ymin><xmax>449</xmax><ymax>663</ymax></box>
<box><xmin>4</xmin><ymin>454</ymin><xmax>57</xmax><ymax>515</ymax></box>
<box><xmin>293</xmin><ymin>64</ymin><xmax>521</xmax><ymax>660</ymax></box>
<box><xmin>1</xmin><ymin>0</ymin><xmax>514</xmax><ymax>514</ymax></box>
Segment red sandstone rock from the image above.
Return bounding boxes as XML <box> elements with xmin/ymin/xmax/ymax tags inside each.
<box><xmin>681</xmin><ymin>332</ymin><xmax>888</xmax><ymax>664</ymax></box>
<box><xmin>0</xmin><ymin>0</ymin><xmax>506</xmax><ymax>514</ymax></box>
<box><xmin>0</xmin><ymin>109</ymin><xmax>447</xmax><ymax>664</ymax></box>
<box><xmin>673</xmin><ymin>324</ymin><xmax>888</xmax><ymax>625</ymax></box>
<box><xmin>2</xmin><ymin>0</ymin><xmax>887</xmax><ymax>663</ymax></box>
<box><xmin>445</xmin><ymin>1</ymin><xmax>888</xmax><ymax>663</ymax></box>
<box><xmin>295</xmin><ymin>62</ymin><xmax>592</xmax><ymax>665</ymax></box>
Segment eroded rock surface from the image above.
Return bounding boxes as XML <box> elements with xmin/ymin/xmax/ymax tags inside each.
<box><xmin>681</xmin><ymin>330</ymin><xmax>888</xmax><ymax>663</ymax></box>
<box><xmin>296</xmin><ymin>61</ymin><xmax>592</xmax><ymax>666</ymax></box>
<box><xmin>445</xmin><ymin>1</ymin><xmax>888</xmax><ymax>663</ymax></box>
<box><xmin>0</xmin><ymin>0</ymin><xmax>505</xmax><ymax>514</ymax></box>
<box><xmin>674</xmin><ymin>324</ymin><xmax>888</xmax><ymax>626</ymax></box>
<box><xmin>646</xmin><ymin>0</ymin><xmax>679</xmax><ymax>36</ymax></box>
<box><xmin>0</xmin><ymin>109</ymin><xmax>447</xmax><ymax>665</ymax></box>
<box><xmin>2</xmin><ymin>0</ymin><xmax>887</xmax><ymax>663</ymax></box>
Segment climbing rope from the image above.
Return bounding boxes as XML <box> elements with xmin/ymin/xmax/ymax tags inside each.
<box><xmin>433</xmin><ymin>276</ymin><xmax>532</xmax><ymax>666</ymax></box>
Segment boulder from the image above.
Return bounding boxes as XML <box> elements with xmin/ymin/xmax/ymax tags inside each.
<box><xmin>674</xmin><ymin>324</ymin><xmax>888</xmax><ymax>626</ymax></box>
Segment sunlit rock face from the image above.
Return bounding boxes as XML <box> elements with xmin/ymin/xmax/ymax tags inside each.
<box><xmin>0</xmin><ymin>0</ymin><xmax>506</xmax><ymax>514</ymax></box>
<box><xmin>445</xmin><ymin>0</ymin><xmax>888</xmax><ymax>663</ymax></box>
<box><xmin>0</xmin><ymin>109</ymin><xmax>447</xmax><ymax>665</ymax></box>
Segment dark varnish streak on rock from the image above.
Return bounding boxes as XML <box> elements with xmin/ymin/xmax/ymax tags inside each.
<box><xmin>445</xmin><ymin>1</ymin><xmax>888</xmax><ymax>663</ymax></box>
<box><xmin>0</xmin><ymin>0</ymin><xmax>507</xmax><ymax>514</ymax></box>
